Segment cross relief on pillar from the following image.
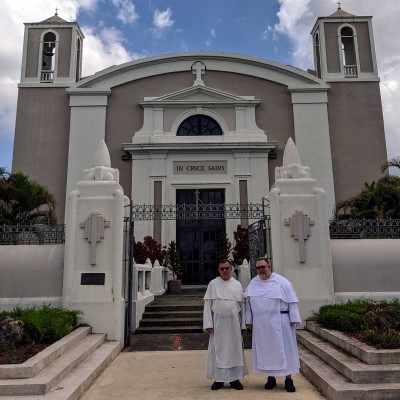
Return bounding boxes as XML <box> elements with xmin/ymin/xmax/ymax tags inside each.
<box><xmin>191</xmin><ymin>61</ymin><xmax>206</xmax><ymax>86</ymax></box>
<box><xmin>80</xmin><ymin>212</ymin><xmax>110</xmax><ymax>265</ymax></box>
<box><xmin>284</xmin><ymin>210</ymin><xmax>314</xmax><ymax>263</ymax></box>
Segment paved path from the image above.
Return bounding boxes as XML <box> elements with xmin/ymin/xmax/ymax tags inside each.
<box><xmin>81</xmin><ymin>350</ymin><xmax>326</xmax><ymax>400</ymax></box>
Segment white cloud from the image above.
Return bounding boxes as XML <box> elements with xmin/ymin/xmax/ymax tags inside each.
<box><xmin>211</xmin><ymin>28</ymin><xmax>216</xmax><ymax>38</ymax></box>
<box><xmin>262</xmin><ymin>25</ymin><xmax>278</xmax><ymax>41</ymax></box>
<box><xmin>82</xmin><ymin>26</ymin><xmax>143</xmax><ymax>76</ymax></box>
<box><xmin>0</xmin><ymin>0</ymin><xmax>137</xmax><ymax>150</ymax></box>
<box><xmin>152</xmin><ymin>8</ymin><xmax>174</xmax><ymax>37</ymax></box>
<box><xmin>112</xmin><ymin>0</ymin><xmax>138</xmax><ymax>25</ymax></box>
<box><xmin>275</xmin><ymin>0</ymin><xmax>400</xmax><ymax>162</ymax></box>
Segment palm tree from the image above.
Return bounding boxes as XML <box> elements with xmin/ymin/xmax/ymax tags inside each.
<box><xmin>334</xmin><ymin>175</ymin><xmax>400</xmax><ymax>220</ymax></box>
<box><xmin>0</xmin><ymin>169</ymin><xmax>57</xmax><ymax>225</ymax></box>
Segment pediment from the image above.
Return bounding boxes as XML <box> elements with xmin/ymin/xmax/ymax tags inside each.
<box><xmin>141</xmin><ymin>85</ymin><xmax>257</xmax><ymax>105</ymax></box>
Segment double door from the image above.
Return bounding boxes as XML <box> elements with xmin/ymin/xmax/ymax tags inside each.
<box><xmin>176</xmin><ymin>189</ymin><xmax>225</xmax><ymax>285</ymax></box>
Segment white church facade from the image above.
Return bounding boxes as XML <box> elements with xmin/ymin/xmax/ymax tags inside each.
<box><xmin>12</xmin><ymin>6</ymin><xmax>388</xmax><ymax>284</ymax></box>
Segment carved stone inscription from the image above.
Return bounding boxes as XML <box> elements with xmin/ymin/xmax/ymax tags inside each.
<box><xmin>173</xmin><ymin>161</ymin><xmax>227</xmax><ymax>175</ymax></box>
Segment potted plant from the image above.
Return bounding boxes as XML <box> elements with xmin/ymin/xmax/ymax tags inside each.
<box><xmin>164</xmin><ymin>240</ymin><xmax>182</xmax><ymax>293</ymax></box>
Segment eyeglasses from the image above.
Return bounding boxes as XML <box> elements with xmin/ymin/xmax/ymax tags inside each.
<box><xmin>219</xmin><ymin>267</ymin><xmax>231</xmax><ymax>271</ymax></box>
<box><xmin>256</xmin><ymin>265</ymin><xmax>267</xmax><ymax>270</ymax></box>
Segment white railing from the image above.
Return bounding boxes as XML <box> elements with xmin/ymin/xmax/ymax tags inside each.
<box><xmin>41</xmin><ymin>71</ymin><xmax>54</xmax><ymax>82</ymax></box>
<box><xmin>344</xmin><ymin>65</ymin><xmax>358</xmax><ymax>77</ymax></box>
<box><xmin>132</xmin><ymin>259</ymin><xmax>168</xmax><ymax>330</ymax></box>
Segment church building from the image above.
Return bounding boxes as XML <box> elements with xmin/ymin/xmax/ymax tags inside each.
<box><xmin>12</xmin><ymin>6</ymin><xmax>387</xmax><ymax>283</ymax></box>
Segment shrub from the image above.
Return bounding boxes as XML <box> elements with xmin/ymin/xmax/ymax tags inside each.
<box><xmin>0</xmin><ymin>305</ymin><xmax>82</xmax><ymax>344</ymax></box>
<box><xmin>364</xmin><ymin>328</ymin><xmax>400</xmax><ymax>349</ymax></box>
<box><xmin>0</xmin><ymin>317</ymin><xmax>24</xmax><ymax>352</ymax></box>
<box><xmin>133</xmin><ymin>236</ymin><xmax>166</xmax><ymax>265</ymax></box>
<box><xmin>232</xmin><ymin>225</ymin><xmax>249</xmax><ymax>265</ymax></box>
<box><xmin>312</xmin><ymin>299</ymin><xmax>373</xmax><ymax>332</ymax></box>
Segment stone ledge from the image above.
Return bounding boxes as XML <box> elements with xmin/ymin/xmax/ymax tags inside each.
<box><xmin>297</xmin><ymin>329</ymin><xmax>400</xmax><ymax>383</ymax></box>
<box><xmin>306</xmin><ymin>321</ymin><xmax>400</xmax><ymax>365</ymax></box>
<box><xmin>0</xmin><ymin>327</ymin><xmax>91</xmax><ymax>379</ymax></box>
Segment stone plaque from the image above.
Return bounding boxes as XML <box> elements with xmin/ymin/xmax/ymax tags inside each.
<box><xmin>81</xmin><ymin>273</ymin><xmax>105</xmax><ymax>285</ymax></box>
<box><xmin>173</xmin><ymin>161</ymin><xmax>227</xmax><ymax>175</ymax></box>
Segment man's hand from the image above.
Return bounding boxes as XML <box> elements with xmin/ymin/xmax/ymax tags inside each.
<box><xmin>204</xmin><ymin>328</ymin><xmax>214</xmax><ymax>334</ymax></box>
<box><xmin>246</xmin><ymin>324</ymin><xmax>252</xmax><ymax>330</ymax></box>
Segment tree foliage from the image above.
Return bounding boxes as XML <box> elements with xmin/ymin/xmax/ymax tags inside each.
<box><xmin>215</xmin><ymin>231</ymin><xmax>232</xmax><ymax>262</ymax></box>
<box><xmin>164</xmin><ymin>240</ymin><xmax>182</xmax><ymax>279</ymax></box>
<box><xmin>334</xmin><ymin>175</ymin><xmax>400</xmax><ymax>219</ymax></box>
<box><xmin>0</xmin><ymin>168</ymin><xmax>57</xmax><ymax>225</ymax></box>
<box><xmin>232</xmin><ymin>224</ymin><xmax>249</xmax><ymax>265</ymax></box>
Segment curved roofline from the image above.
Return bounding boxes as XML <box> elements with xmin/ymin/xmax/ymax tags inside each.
<box><xmin>69</xmin><ymin>52</ymin><xmax>328</xmax><ymax>92</ymax></box>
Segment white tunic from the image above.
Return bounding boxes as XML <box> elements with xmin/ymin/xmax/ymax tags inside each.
<box><xmin>244</xmin><ymin>273</ymin><xmax>301</xmax><ymax>377</ymax></box>
<box><xmin>203</xmin><ymin>277</ymin><xmax>248</xmax><ymax>382</ymax></box>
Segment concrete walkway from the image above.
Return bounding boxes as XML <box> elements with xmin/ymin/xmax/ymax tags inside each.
<box><xmin>81</xmin><ymin>350</ymin><xmax>326</xmax><ymax>400</ymax></box>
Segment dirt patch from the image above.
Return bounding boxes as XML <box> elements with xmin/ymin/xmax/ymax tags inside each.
<box><xmin>0</xmin><ymin>343</ymin><xmax>49</xmax><ymax>364</ymax></box>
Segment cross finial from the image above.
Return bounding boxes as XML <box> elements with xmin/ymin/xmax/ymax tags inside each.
<box><xmin>191</xmin><ymin>61</ymin><xmax>206</xmax><ymax>87</ymax></box>
<box><xmin>337</xmin><ymin>1</ymin><xmax>341</xmax><ymax>9</ymax></box>
<box><xmin>55</xmin><ymin>7</ymin><xmax>59</xmax><ymax>15</ymax></box>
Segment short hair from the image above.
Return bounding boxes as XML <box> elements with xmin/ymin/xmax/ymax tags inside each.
<box><xmin>256</xmin><ymin>257</ymin><xmax>270</xmax><ymax>266</ymax></box>
<box><xmin>218</xmin><ymin>259</ymin><xmax>231</xmax><ymax>266</ymax></box>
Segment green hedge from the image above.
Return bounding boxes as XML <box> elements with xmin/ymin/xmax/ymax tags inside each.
<box><xmin>0</xmin><ymin>305</ymin><xmax>82</xmax><ymax>344</ymax></box>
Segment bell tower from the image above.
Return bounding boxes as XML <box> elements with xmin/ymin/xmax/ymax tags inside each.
<box><xmin>309</xmin><ymin>4</ymin><xmax>387</xmax><ymax>205</ymax></box>
<box><xmin>311</xmin><ymin>3</ymin><xmax>378</xmax><ymax>82</ymax></box>
<box><xmin>20</xmin><ymin>10</ymin><xmax>84</xmax><ymax>85</ymax></box>
<box><xmin>13</xmin><ymin>12</ymin><xmax>84</xmax><ymax>222</ymax></box>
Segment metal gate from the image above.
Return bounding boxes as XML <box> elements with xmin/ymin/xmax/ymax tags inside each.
<box><xmin>248</xmin><ymin>198</ymin><xmax>272</xmax><ymax>276</ymax></box>
<box><xmin>123</xmin><ymin>201</ymin><xmax>266</xmax><ymax>346</ymax></box>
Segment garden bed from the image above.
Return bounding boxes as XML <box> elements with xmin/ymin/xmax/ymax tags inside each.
<box><xmin>309</xmin><ymin>299</ymin><xmax>400</xmax><ymax>349</ymax></box>
<box><xmin>0</xmin><ymin>305</ymin><xmax>81</xmax><ymax>365</ymax></box>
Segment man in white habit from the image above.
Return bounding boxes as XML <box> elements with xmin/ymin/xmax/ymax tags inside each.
<box><xmin>203</xmin><ymin>259</ymin><xmax>248</xmax><ymax>390</ymax></box>
<box><xmin>245</xmin><ymin>257</ymin><xmax>301</xmax><ymax>393</ymax></box>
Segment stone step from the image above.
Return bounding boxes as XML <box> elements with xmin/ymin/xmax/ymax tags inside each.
<box><xmin>0</xmin><ymin>341</ymin><xmax>121</xmax><ymax>400</ymax></box>
<box><xmin>306</xmin><ymin>321</ymin><xmax>400</xmax><ymax>365</ymax></box>
<box><xmin>299</xmin><ymin>344</ymin><xmax>400</xmax><ymax>400</ymax></box>
<box><xmin>297</xmin><ymin>330</ymin><xmax>400</xmax><ymax>384</ymax></box>
<box><xmin>135</xmin><ymin>325</ymin><xmax>204</xmax><ymax>334</ymax></box>
<box><xmin>0</xmin><ymin>334</ymin><xmax>105</xmax><ymax>396</ymax></box>
<box><xmin>139</xmin><ymin>317</ymin><xmax>203</xmax><ymax>327</ymax></box>
<box><xmin>142</xmin><ymin>310</ymin><xmax>203</xmax><ymax>319</ymax></box>
<box><xmin>0</xmin><ymin>327</ymin><xmax>92</xmax><ymax>379</ymax></box>
<box><xmin>145</xmin><ymin>304</ymin><xmax>203</xmax><ymax>312</ymax></box>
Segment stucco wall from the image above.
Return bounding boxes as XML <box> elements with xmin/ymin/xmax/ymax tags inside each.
<box><xmin>106</xmin><ymin>70</ymin><xmax>294</xmax><ymax>197</ymax></box>
<box><xmin>12</xmin><ymin>88</ymin><xmax>71</xmax><ymax>222</ymax></box>
<box><xmin>0</xmin><ymin>245</ymin><xmax>64</xmax><ymax>311</ymax></box>
<box><xmin>327</xmin><ymin>81</ymin><xmax>387</xmax><ymax>202</ymax></box>
<box><xmin>331</xmin><ymin>239</ymin><xmax>400</xmax><ymax>293</ymax></box>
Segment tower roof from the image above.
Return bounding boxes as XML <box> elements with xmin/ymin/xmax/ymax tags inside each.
<box><xmin>39</xmin><ymin>13</ymin><xmax>68</xmax><ymax>24</ymax></box>
<box><xmin>328</xmin><ymin>8</ymin><xmax>355</xmax><ymax>17</ymax></box>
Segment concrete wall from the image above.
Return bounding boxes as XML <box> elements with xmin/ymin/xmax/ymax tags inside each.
<box><xmin>332</xmin><ymin>239</ymin><xmax>400</xmax><ymax>294</ymax></box>
<box><xmin>0</xmin><ymin>245</ymin><xmax>64</xmax><ymax>311</ymax></box>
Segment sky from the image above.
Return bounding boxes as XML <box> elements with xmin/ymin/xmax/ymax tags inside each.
<box><xmin>0</xmin><ymin>0</ymin><xmax>399</xmax><ymax>175</ymax></box>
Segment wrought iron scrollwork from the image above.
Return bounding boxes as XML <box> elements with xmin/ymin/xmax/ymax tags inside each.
<box><xmin>130</xmin><ymin>203</ymin><xmax>264</xmax><ymax>220</ymax></box>
<box><xmin>329</xmin><ymin>219</ymin><xmax>400</xmax><ymax>239</ymax></box>
<box><xmin>0</xmin><ymin>224</ymin><xmax>65</xmax><ymax>245</ymax></box>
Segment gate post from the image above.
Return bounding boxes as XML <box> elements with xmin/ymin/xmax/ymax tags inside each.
<box><xmin>269</xmin><ymin>138</ymin><xmax>334</xmax><ymax>320</ymax></box>
<box><xmin>63</xmin><ymin>140</ymin><xmax>128</xmax><ymax>342</ymax></box>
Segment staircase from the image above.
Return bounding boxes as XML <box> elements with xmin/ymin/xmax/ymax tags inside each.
<box><xmin>0</xmin><ymin>327</ymin><xmax>121</xmax><ymax>399</ymax></box>
<box><xmin>135</xmin><ymin>286</ymin><xmax>205</xmax><ymax>334</ymax></box>
<box><xmin>297</xmin><ymin>321</ymin><xmax>400</xmax><ymax>400</ymax></box>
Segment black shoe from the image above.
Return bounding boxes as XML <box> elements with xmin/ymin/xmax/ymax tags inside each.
<box><xmin>211</xmin><ymin>381</ymin><xmax>224</xmax><ymax>390</ymax></box>
<box><xmin>230</xmin><ymin>380</ymin><xmax>244</xmax><ymax>390</ymax></box>
<box><xmin>264</xmin><ymin>376</ymin><xmax>277</xmax><ymax>390</ymax></box>
<box><xmin>284</xmin><ymin>378</ymin><xmax>296</xmax><ymax>392</ymax></box>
